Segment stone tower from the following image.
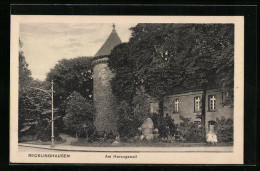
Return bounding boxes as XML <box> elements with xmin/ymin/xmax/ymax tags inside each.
<box><xmin>91</xmin><ymin>24</ymin><xmax>122</xmax><ymax>134</ymax></box>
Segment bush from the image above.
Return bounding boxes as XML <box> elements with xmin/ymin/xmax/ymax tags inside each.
<box><xmin>151</xmin><ymin>113</ymin><xmax>177</xmax><ymax>138</ymax></box>
<box><xmin>116</xmin><ymin>101</ymin><xmax>140</xmax><ymax>138</ymax></box>
<box><xmin>120</xmin><ymin>136</ymin><xmax>130</xmax><ymax>143</ymax></box>
<box><xmin>178</xmin><ymin>116</ymin><xmax>203</xmax><ymax>142</ymax></box>
<box><xmin>132</xmin><ymin>87</ymin><xmax>151</xmax><ymax>123</ymax></box>
<box><xmin>36</xmin><ymin>118</ymin><xmax>61</xmax><ymax>142</ymax></box>
<box><xmin>159</xmin><ymin>114</ymin><xmax>177</xmax><ymax>138</ymax></box>
<box><xmin>86</xmin><ymin>131</ymin><xmax>117</xmax><ymax>143</ymax></box>
<box><xmin>215</xmin><ymin>117</ymin><xmax>233</xmax><ymax>143</ymax></box>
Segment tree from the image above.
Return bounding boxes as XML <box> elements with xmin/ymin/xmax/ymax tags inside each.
<box><xmin>18</xmin><ymin>39</ymin><xmax>63</xmax><ymax>141</ymax></box>
<box><xmin>18</xmin><ymin>79</ymin><xmax>62</xmax><ymax>141</ymax></box>
<box><xmin>108</xmin><ymin>24</ymin><xmax>234</xmax><ymax>140</ymax></box>
<box><xmin>18</xmin><ymin>39</ymin><xmax>39</xmax><ymax>140</ymax></box>
<box><xmin>182</xmin><ymin>24</ymin><xmax>234</xmax><ymax>140</ymax></box>
<box><xmin>130</xmin><ymin>24</ymin><xmax>234</xmax><ymax>139</ymax></box>
<box><xmin>128</xmin><ymin>24</ymin><xmax>187</xmax><ymax>128</ymax></box>
<box><xmin>116</xmin><ymin>100</ymin><xmax>137</xmax><ymax>138</ymax></box>
<box><xmin>132</xmin><ymin>86</ymin><xmax>151</xmax><ymax>123</ymax></box>
<box><xmin>108</xmin><ymin>24</ymin><xmax>191</xmax><ymax>129</ymax></box>
<box><xmin>46</xmin><ymin>57</ymin><xmax>93</xmax><ymax>106</ymax></box>
<box><xmin>63</xmin><ymin>92</ymin><xmax>95</xmax><ymax>139</ymax></box>
<box><xmin>19</xmin><ymin>38</ymin><xmax>32</xmax><ymax>88</ymax></box>
<box><xmin>109</xmin><ymin>43</ymin><xmax>137</xmax><ymax>103</ymax></box>
<box><xmin>46</xmin><ymin>57</ymin><xmax>93</xmax><ymax>133</ymax></box>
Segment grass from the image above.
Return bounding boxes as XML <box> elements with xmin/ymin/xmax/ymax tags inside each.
<box><xmin>71</xmin><ymin>138</ymin><xmax>233</xmax><ymax>147</ymax></box>
<box><xmin>21</xmin><ymin>139</ymin><xmax>66</xmax><ymax>145</ymax></box>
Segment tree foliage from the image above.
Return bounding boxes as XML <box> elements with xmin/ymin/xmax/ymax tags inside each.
<box><xmin>178</xmin><ymin>116</ymin><xmax>203</xmax><ymax>142</ymax></box>
<box><xmin>132</xmin><ymin>86</ymin><xmax>151</xmax><ymax>123</ymax></box>
<box><xmin>108</xmin><ymin>24</ymin><xmax>234</xmax><ymax>139</ymax></box>
<box><xmin>109</xmin><ymin>43</ymin><xmax>136</xmax><ymax>102</ymax></box>
<box><xmin>46</xmin><ymin>57</ymin><xmax>93</xmax><ymax>133</ymax></box>
<box><xmin>18</xmin><ymin>79</ymin><xmax>63</xmax><ymax>141</ymax></box>
<box><xmin>18</xmin><ymin>39</ymin><xmax>61</xmax><ymax>142</ymax></box>
<box><xmin>19</xmin><ymin>38</ymin><xmax>32</xmax><ymax>88</ymax></box>
<box><xmin>63</xmin><ymin>91</ymin><xmax>95</xmax><ymax>137</ymax></box>
<box><xmin>109</xmin><ymin>23</ymin><xmax>234</xmax><ymax>102</ymax></box>
<box><xmin>215</xmin><ymin>117</ymin><xmax>233</xmax><ymax>142</ymax></box>
<box><xmin>116</xmin><ymin>101</ymin><xmax>137</xmax><ymax>138</ymax></box>
<box><xmin>46</xmin><ymin>57</ymin><xmax>93</xmax><ymax>107</ymax></box>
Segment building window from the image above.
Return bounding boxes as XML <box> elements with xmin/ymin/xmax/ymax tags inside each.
<box><xmin>174</xmin><ymin>99</ymin><xmax>179</xmax><ymax>112</ymax></box>
<box><xmin>208</xmin><ymin>95</ymin><xmax>216</xmax><ymax>111</ymax></box>
<box><xmin>222</xmin><ymin>92</ymin><xmax>229</xmax><ymax>101</ymax></box>
<box><xmin>194</xmin><ymin>96</ymin><xmax>201</xmax><ymax>111</ymax></box>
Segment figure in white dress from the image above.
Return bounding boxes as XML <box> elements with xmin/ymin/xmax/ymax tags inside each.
<box><xmin>206</xmin><ymin>125</ymin><xmax>218</xmax><ymax>145</ymax></box>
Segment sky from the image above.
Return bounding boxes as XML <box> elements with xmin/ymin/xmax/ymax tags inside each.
<box><xmin>19</xmin><ymin>23</ymin><xmax>137</xmax><ymax>81</ymax></box>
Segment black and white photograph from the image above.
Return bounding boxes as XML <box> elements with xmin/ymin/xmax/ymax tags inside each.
<box><xmin>10</xmin><ymin>15</ymin><xmax>244</xmax><ymax>164</ymax></box>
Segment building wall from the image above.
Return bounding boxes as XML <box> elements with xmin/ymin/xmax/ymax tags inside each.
<box><xmin>150</xmin><ymin>89</ymin><xmax>233</xmax><ymax>133</ymax></box>
<box><xmin>92</xmin><ymin>58</ymin><xmax>118</xmax><ymax>134</ymax></box>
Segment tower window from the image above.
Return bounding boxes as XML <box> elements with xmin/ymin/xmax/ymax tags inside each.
<box><xmin>208</xmin><ymin>95</ymin><xmax>216</xmax><ymax>111</ymax></box>
<box><xmin>174</xmin><ymin>99</ymin><xmax>179</xmax><ymax>112</ymax></box>
<box><xmin>194</xmin><ymin>96</ymin><xmax>201</xmax><ymax>112</ymax></box>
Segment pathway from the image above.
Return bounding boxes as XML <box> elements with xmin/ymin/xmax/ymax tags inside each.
<box><xmin>59</xmin><ymin>133</ymin><xmax>76</xmax><ymax>145</ymax></box>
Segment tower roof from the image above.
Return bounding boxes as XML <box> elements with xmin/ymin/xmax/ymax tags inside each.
<box><xmin>94</xmin><ymin>24</ymin><xmax>122</xmax><ymax>57</ymax></box>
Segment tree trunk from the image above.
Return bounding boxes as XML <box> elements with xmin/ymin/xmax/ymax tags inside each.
<box><xmin>158</xmin><ymin>96</ymin><xmax>164</xmax><ymax>128</ymax></box>
<box><xmin>76</xmin><ymin>132</ymin><xmax>78</xmax><ymax>140</ymax></box>
<box><xmin>86</xmin><ymin>129</ymin><xmax>88</xmax><ymax>141</ymax></box>
<box><xmin>201</xmin><ymin>88</ymin><xmax>207</xmax><ymax>142</ymax></box>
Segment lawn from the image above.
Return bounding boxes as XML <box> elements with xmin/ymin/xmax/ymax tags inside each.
<box><xmin>21</xmin><ymin>139</ymin><xmax>66</xmax><ymax>145</ymax></box>
<box><xmin>71</xmin><ymin>138</ymin><xmax>233</xmax><ymax>147</ymax></box>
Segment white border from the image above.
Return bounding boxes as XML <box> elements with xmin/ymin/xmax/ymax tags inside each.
<box><xmin>10</xmin><ymin>15</ymin><xmax>244</xmax><ymax>164</ymax></box>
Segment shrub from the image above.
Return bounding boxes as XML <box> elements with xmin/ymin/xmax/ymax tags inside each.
<box><xmin>215</xmin><ymin>117</ymin><xmax>233</xmax><ymax>143</ymax></box>
<box><xmin>132</xmin><ymin>87</ymin><xmax>151</xmax><ymax>123</ymax></box>
<box><xmin>151</xmin><ymin>113</ymin><xmax>177</xmax><ymax>138</ymax></box>
<box><xmin>159</xmin><ymin>114</ymin><xmax>177</xmax><ymax>138</ymax></box>
<box><xmin>120</xmin><ymin>136</ymin><xmax>129</xmax><ymax>143</ymax></box>
<box><xmin>36</xmin><ymin>118</ymin><xmax>61</xmax><ymax>142</ymax></box>
<box><xmin>107</xmin><ymin>131</ymin><xmax>116</xmax><ymax>140</ymax></box>
<box><xmin>178</xmin><ymin>116</ymin><xmax>203</xmax><ymax>142</ymax></box>
<box><xmin>116</xmin><ymin>101</ymin><xmax>140</xmax><ymax>138</ymax></box>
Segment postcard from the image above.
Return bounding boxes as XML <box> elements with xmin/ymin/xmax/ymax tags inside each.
<box><xmin>10</xmin><ymin>15</ymin><xmax>244</xmax><ymax>164</ymax></box>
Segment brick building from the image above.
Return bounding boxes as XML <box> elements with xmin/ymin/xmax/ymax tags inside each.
<box><xmin>150</xmin><ymin>89</ymin><xmax>233</xmax><ymax>133</ymax></box>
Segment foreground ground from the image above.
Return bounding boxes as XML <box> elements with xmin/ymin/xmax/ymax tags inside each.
<box><xmin>18</xmin><ymin>143</ymin><xmax>233</xmax><ymax>152</ymax></box>
<box><xmin>19</xmin><ymin>133</ymin><xmax>233</xmax><ymax>152</ymax></box>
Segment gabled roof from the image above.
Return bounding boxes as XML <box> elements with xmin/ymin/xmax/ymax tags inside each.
<box><xmin>94</xmin><ymin>24</ymin><xmax>122</xmax><ymax>57</ymax></box>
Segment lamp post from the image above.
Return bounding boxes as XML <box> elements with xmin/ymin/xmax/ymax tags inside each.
<box><xmin>51</xmin><ymin>80</ymin><xmax>55</xmax><ymax>148</ymax></box>
<box><xmin>29</xmin><ymin>80</ymin><xmax>55</xmax><ymax>148</ymax></box>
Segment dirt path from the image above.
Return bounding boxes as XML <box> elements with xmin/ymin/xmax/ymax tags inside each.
<box><xmin>59</xmin><ymin>133</ymin><xmax>76</xmax><ymax>145</ymax></box>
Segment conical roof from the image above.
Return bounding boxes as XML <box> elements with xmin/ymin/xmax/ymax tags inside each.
<box><xmin>94</xmin><ymin>24</ymin><xmax>122</xmax><ymax>57</ymax></box>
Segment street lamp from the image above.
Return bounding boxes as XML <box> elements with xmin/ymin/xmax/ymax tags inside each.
<box><xmin>29</xmin><ymin>80</ymin><xmax>55</xmax><ymax>148</ymax></box>
<box><xmin>51</xmin><ymin>80</ymin><xmax>55</xmax><ymax>148</ymax></box>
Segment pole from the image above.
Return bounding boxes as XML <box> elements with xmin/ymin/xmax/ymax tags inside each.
<box><xmin>51</xmin><ymin>80</ymin><xmax>55</xmax><ymax>148</ymax></box>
